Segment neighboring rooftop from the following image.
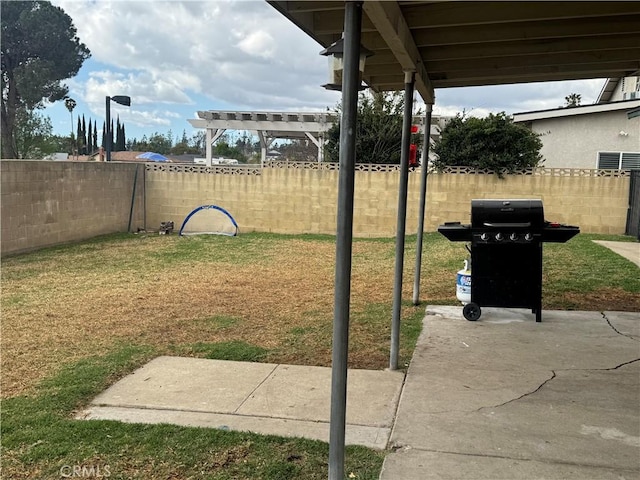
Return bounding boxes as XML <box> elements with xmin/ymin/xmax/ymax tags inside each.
<box><xmin>513</xmin><ymin>98</ymin><xmax>640</xmax><ymax>123</ymax></box>
<box><xmin>598</xmin><ymin>76</ymin><xmax>640</xmax><ymax>103</ymax></box>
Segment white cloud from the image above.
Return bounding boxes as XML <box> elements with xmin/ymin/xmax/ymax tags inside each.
<box><xmin>49</xmin><ymin>0</ymin><xmax>610</xmax><ymax>137</ymax></box>
<box><xmin>237</xmin><ymin>30</ymin><xmax>276</xmax><ymax>59</ymax></box>
<box><xmin>54</xmin><ymin>0</ymin><xmax>335</xmax><ymax>115</ymax></box>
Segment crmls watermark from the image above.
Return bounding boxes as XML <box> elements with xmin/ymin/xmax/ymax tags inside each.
<box><xmin>59</xmin><ymin>465</ymin><xmax>111</xmax><ymax>478</ymax></box>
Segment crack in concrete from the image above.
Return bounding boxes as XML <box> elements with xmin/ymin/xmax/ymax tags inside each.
<box><xmin>561</xmin><ymin>358</ymin><xmax>640</xmax><ymax>372</ymax></box>
<box><xmin>601</xmin><ymin>312</ymin><xmax>639</xmax><ymax>341</ymax></box>
<box><xmin>477</xmin><ymin>370</ymin><xmax>557</xmax><ymax>411</ymax></box>
<box><xmin>607</xmin><ymin>358</ymin><xmax>640</xmax><ymax>370</ymax></box>
<box><xmin>474</xmin><ymin>359</ymin><xmax>639</xmax><ymax>413</ymax></box>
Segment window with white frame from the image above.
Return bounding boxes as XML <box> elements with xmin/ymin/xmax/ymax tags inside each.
<box><xmin>597</xmin><ymin>152</ymin><xmax>640</xmax><ymax>170</ymax></box>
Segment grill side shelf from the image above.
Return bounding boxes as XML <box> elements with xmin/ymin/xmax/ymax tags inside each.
<box><xmin>541</xmin><ymin>226</ymin><xmax>580</xmax><ymax>243</ymax></box>
<box><xmin>437</xmin><ymin>223</ymin><xmax>472</xmax><ymax>242</ymax></box>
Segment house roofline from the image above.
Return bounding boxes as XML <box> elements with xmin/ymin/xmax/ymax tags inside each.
<box><xmin>513</xmin><ymin>98</ymin><xmax>640</xmax><ymax>123</ymax></box>
<box><xmin>597</xmin><ymin>78</ymin><xmax>620</xmax><ymax>103</ymax></box>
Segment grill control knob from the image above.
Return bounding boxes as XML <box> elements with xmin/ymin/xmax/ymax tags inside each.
<box><xmin>509</xmin><ymin>233</ymin><xmax>518</xmax><ymax>241</ymax></box>
<box><xmin>524</xmin><ymin>233</ymin><xmax>533</xmax><ymax>241</ymax></box>
<box><xmin>480</xmin><ymin>233</ymin><xmax>489</xmax><ymax>241</ymax></box>
<box><xmin>495</xmin><ymin>232</ymin><xmax>504</xmax><ymax>242</ymax></box>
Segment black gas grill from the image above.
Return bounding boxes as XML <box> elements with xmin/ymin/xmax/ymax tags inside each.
<box><xmin>438</xmin><ymin>199</ymin><xmax>579</xmax><ymax>322</ymax></box>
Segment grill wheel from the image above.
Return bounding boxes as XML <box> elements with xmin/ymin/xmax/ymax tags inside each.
<box><xmin>463</xmin><ymin>302</ymin><xmax>482</xmax><ymax>321</ymax></box>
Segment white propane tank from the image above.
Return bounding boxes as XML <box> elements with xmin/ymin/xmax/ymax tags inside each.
<box><xmin>456</xmin><ymin>260</ymin><xmax>472</xmax><ymax>305</ymax></box>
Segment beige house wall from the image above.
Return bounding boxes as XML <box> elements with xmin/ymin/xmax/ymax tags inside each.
<box><xmin>528</xmin><ymin>110</ymin><xmax>640</xmax><ymax>169</ymax></box>
<box><xmin>1</xmin><ymin>160</ymin><xmax>144</xmax><ymax>256</ymax></box>
<box><xmin>145</xmin><ymin>166</ymin><xmax>630</xmax><ymax>237</ymax></box>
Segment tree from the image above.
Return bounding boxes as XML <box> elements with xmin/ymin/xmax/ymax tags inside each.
<box><xmin>86</xmin><ymin>119</ymin><xmax>93</xmax><ymax>154</ymax></box>
<box><xmin>325</xmin><ymin>91</ymin><xmax>420</xmax><ymax>164</ymax></box>
<box><xmin>1</xmin><ymin>1</ymin><xmax>91</xmax><ymax>158</ymax></box>
<box><xmin>81</xmin><ymin>115</ymin><xmax>87</xmax><ymax>154</ymax></box>
<box><xmin>115</xmin><ymin>117</ymin><xmax>122</xmax><ymax>151</ymax></box>
<box><xmin>170</xmin><ymin>129</ymin><xmax>199</xmax><ymax>155</ymax></box>
<box><xmin>277</xmin><ymin>139</ymin><xmax>317</xmax><ymax>162</ymax></box>
<box><xmin>92</xmin><ymin>120</ymin><xmax>97</xmax><ymax>152</ymax></box>
<box><xmin>76</xmin><ymin>116</ymin><xmax>82</xmax><ymax>154</ymax></box>
<box><xmin>14</xmin><ymin>107</ymin><xmax>58</xmax><ymax>159</ymax></box>
<box><xmin>564</xmin><ymin>93</ymin><xmax>582</xmax><ymax>107</ymax></box>
<box><xmin>189</xmin><ymin>131</ymin><xmax>205</xmax><ymax>154</ymax></box>
<box><xmin>119</xmin><ymin>123</ymin><xmax>126</xmax><ymax>151</ymax></box>
<box><xmin>432</xmin><ymin>112</ymin><xmax>543</xmax><ymax>176</ymax></box>
<box><xmin>110</xmin><ymin>119</ymin><xmax>114</xmax><ymax>152</ymax></box>
<box><xmin>212</xmin><ymin>140</ymin><xmax>246</xmax><ymax>162</ymax></box>
<box><xmin>143</xmin><ymin>132</ymin><xmax>172</xmax><ymax>154</ymax></box>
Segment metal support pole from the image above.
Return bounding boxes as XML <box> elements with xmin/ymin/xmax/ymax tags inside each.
<box><xmin>127</xmin><ymin>164</ymin><xmax>139</xmax><ymax>233</ymax></box>
<box><xmin>105</xmin><ymin>96</ymin><xmax>111</xmax><ymax>162</ymax></box>
<box><xmin>328</xmin><ymin>2</ymin><xmax>362</xmax><ymax>479</ymax></box>
<box><xmin>412</xmin><ymin>103</ymin><xmax>434</xmax><ymax>305</ymax></box>
<box><xmin>389</xmin><ymin>70</ymin><xmax>415</xmax><ymax>371</ymax></box>
<box><xmin>205</xmin><ymin>129</ymin><xmax>213</xmax><ymax>166</ymax></box>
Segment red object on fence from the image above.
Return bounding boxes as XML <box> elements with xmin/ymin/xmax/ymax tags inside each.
<box><xmin>409</xmin><ymin>144</ymin><xmax>418</xmax><ymax>167</ymax></box>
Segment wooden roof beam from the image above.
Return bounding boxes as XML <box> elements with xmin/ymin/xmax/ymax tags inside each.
<box><xmin>431</xmin><ymin>70</ymin><xmax>640</xmax><ymax>89</ymax></box>
<box><xmin>402</xmin><ymin>2</ymin><xmax>640</xmax><ymax>29</ymax></box>
<box><xmin>408</xmin><ymin>15</ymin><xmax>640</xmax><ymax>48</ymax></box>
<box><xmin>418</xmin><ymin>48</ymin><xmax>640</xmax><ymax>75</ymax></box>
<box><xmin>368</xmin><ymin>60</ymin><xmax>639</xmax><ymax>86</ymax></box>
<box><xmin>363</xmin><ymin>1</ymin><xmax>434</xmax><ymax>103</ymax></box>
<box><xmin>420</xmin><ymin>33</ymin><xmax>640</xmax><ymax>62</ymax></box>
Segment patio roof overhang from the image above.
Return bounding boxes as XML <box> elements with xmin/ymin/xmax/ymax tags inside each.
<box><xmin>268</xmin><ymin>1</ymin><xmax>640</xmax><ymax>104</ymax></box>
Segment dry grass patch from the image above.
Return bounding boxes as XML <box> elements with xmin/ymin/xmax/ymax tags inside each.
<box><xmin>3</xmin><ymin>232</ymin><xmax>637</xmax><ymax>398</ymax></box>
<box><xmin>1</xmin><ymin>234</ymin><xmax>408</xmax><ymax>397</ymax></box>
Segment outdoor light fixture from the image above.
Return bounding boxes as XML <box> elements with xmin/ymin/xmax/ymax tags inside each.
<box><xmin>320</xmin><ymin>37</ymin><xmax>373</xmax><ymax>91</ymax></box>
<box><xmin>105</xmin><ymin>95</ymin><xmax>131</xmax><ymax>162</ymax></box>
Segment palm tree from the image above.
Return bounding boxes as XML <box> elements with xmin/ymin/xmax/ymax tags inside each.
<box><xmin>64</xmin><ymin>97</ymin><xmax>77</xmax><ymax>155</ymax></box>
<box><xmin>564</xmin><ymin>93</ymin><xmax>582</xmax><ymax>107</ymax></box>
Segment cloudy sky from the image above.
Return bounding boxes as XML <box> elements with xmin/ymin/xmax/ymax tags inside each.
<box><xmin>45</xmin><ymin>0</ymin><xmax>607</xmax><ymax>142</ymax></box>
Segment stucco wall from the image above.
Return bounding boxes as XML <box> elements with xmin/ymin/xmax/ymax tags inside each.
<box><xmin>528</xmin><ymin>110</ymin><xmax>639</xmax><ymax>169</ymax></box>
<box><xmin>1</xmin><ymin>161</ymin><xmax>145</xmax><ymax>256</ymax></box>
<box><xmin>145</xmin><ymin>165</ymin><xmax>630</xmax><ymax>237</ymax></box>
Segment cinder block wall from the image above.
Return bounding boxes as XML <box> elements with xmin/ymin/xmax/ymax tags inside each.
<box><xmin>425</xmin><ymin>172</ymin><xmax>630</xmax><ymax>234</ymax></box>
<box><xmin>1</xmin><ymin>161</ymin><xmax>145</xmax><ymax>255</ymax></box>
<box><xmin>145</xmin><ymin>168</ymin><xmax>424</xmax><ymax>237</ymax></box>
<box><xmin>146</xmin><ymin>168</ymin><xmax>339</xmax><ymax>235</ymax></box>
<box><xmin>1</xmin><ymin>162</ymin><xmax>629</xmax><ymax>257</ymax></box>
<box><xmin>145</xmin><ymin>167</ymin><xmax>630</xmax><ymax>236</ymax></box>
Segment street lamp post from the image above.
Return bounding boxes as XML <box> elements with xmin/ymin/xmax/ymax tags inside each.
<box><xmin>105</xmin><ymin>95</ymin><xmax>131</xmax><ymax>161</ymax></box>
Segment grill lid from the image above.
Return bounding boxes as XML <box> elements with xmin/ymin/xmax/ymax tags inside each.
<box><xmin>471</xmin><ymin>199</ymin><xmax>544</xmax><ymax>230</ymax></box>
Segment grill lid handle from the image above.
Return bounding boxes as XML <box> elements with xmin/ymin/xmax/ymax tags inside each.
<box><xmin>483</xmin><ymin>222</ymin><xmax>532</xmax><ymax>228</ymax></box>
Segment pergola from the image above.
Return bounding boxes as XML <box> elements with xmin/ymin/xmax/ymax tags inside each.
<box><xmin>189</xmin><ymin>111</ymin><xmax>336</xmax><ymax>165</ymax></box>
<box><xmin>188</xmin><ymin>110</ymin><xmax>437</xmax><ymax>165</ymax></box>
<box><xmin>267</xmin><ymin>2</ymin><xmax>640</xmax><ymax>478</ymax></box>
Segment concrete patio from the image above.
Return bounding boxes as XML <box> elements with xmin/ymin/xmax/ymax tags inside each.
<box><xmin>79</xmin><ymin>305</ymin><xmax>639</xmax><ymax>479</ymax></box>
<box><xmin>380</xmin><ymin>306</ymin><xmax>639</xmax><ymax>480</ymax></box>
<box><xmin>79</xmin><ymin>357</ymin><xmax>405</xmax><ymax>450</ymax></box>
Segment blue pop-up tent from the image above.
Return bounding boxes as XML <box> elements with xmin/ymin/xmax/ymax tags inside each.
<box><xmin>136</xmin><ymin>152</ymin><xmax>169</xmax><ymax>162</ymax></box>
